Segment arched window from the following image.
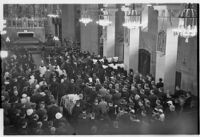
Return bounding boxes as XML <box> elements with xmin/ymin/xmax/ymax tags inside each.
<box><xmin>157</xmin><ymin>30</ymin><xmax>166</xmax><ymax>54</ymax></box>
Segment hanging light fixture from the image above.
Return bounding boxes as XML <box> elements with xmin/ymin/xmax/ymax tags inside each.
<box><xmin>122</xmin><ymin>4</ymin><xmax>142</xmax><ymax>29</ymax></box>
<box><xmin>96</xmin><ymin>6</ymin><xmax>112</xmax><ymax>28</ymax></box>
<box><xmin>79</xmin><ymin>8</ymin><xmax>93</xmax><ymax>26</ymax></box>
<box><xmin>173</xmin><ymin>3</ymin><xmax>197</xmax><ymax>43</ymax></box>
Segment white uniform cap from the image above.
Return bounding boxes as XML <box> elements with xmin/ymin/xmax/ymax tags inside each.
<box><xmin>26</xmin><ymin>109</ymin><xmax>34</xmax><ymax>116</ymax></box>
<box><xmin>55</xmin><ymin>112</ymin><xmax>63</xmax><ymax>119</ymax></box>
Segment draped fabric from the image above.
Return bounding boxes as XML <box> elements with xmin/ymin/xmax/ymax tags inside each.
<box><xmin>60</xmin><ymin>94</ymin><xmax>81</xmax><ymax>114</ymax></box>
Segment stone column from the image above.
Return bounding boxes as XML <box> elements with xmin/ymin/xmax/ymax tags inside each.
<box><xmin>80</xmin><ymin>4</ymin><xmax>99</xmax><ymax>54</ymax></box>
<box><xmin>0</xmin><ymin>2</ymin><xmax>4</xmax><ymax>32</ymax></box>
<box><xmin>124</xmin><ymin>28</ymin><xmax>140</xmax><ymax>72</ymax></box>
<box><xmin>129</xmin><ymin>28</ymin><xmax>140</xmax><ymax>71</ymax></box>
<box><xmin>164</xmin><ymin>26</ymin><xmax>179</xmax><ymax>93</ymax></box>
<box><xmin>139</xmin><ymin>6</ymin><xmax>158</xmax><ymax>77</ymax></box>
<box><xmin>154</xmin><ymin>5</ymin><xmax>182</xmax><ymax>94</ymax></box>
<box><xmin>103</xmin><ymin>5</ymin><xmax>117</xmax><ymax>58</ymax></box>
<box><xmin>115</xmin><ymin>5</ymin><xmax>125</xmax><ymax>61</ymax></box>
<box><xmin>154</xmin><ymin>6</ymin><xmax>168</xmax><ymax>83</ymax></box>
<box><xmin>61</xmin><ymin>5</ymin><xmax>76</xmax><ymax>41</ymax></box>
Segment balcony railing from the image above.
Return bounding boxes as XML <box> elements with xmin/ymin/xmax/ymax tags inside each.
<box><xmin>6</xmin><ymin>17</ymin><xmax>47</xmax><ymax>29</ymax></box>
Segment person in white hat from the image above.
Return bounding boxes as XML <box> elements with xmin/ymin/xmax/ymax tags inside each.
<box><xmin>159</xmin><ymin>113</ymin><xmax>165</xmax><ymax>122</ymax></box>
<box><xmin>22</xmin><ymin>94</ymin><xmax>27</xmax><ymax>98</ymax></box>
<box><xmin>39</xmin><ymin>63</ymin><xmax>47</xmax><ymax>77</ymax></box>
<box><xmin>54</xmin><ymin>112</ymin><xmax>68</xmax><ymax>128</ymax></box>
<box><xmin>29</xmin><ymin>75</ymin><xmax>35</xmax><ymax>85</ymax></box>
<box><xmin>26</xmin><ymin>109</ymin><xmax>34</xmax><ymax>116</ymax></box>
<box><xmin>167</xmin><ymin>100</ymin><xmax>173</xmax><ymax>106</ymax></box>
<box><xmin>55</xmin><ymin>112</ymin><xmax>63</xmax><ymax>120</ymax></box>
<box><xmin>165</xmin><ymin>100</ymin><xmax>177</xmax><ymax>121</ymax></box>
<box><xmin>21</xmin><ymin>98</ymin><xmax>27</xmax><ymax>104</ymax></box>
<box><xmin>35</xmin><ymin>84</ymin><xmax>40</xmax><ymax>89</ymax></box>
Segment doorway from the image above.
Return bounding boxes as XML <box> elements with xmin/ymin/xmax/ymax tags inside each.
<box><xmin>138</xmin><ymin>49</ymin><xmax>151</xmax><ymax>76</ymax></box>
<box><xmin>175</xmin><ymin>71</ymin><xmax>182</xmax><ymax>88</ymax></box>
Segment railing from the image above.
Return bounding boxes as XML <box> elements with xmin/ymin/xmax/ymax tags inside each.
<box><xmin>6</xmin><ymin>17</ymin><xmax>47</xmax><ymax>28</ymax></box>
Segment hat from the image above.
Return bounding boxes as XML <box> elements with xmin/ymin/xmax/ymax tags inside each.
<box><xmin>102</xmin><ymin>65</ymin><xmax>108</xmax><ymax>69</ymax></box>
<box><xmin>4</xmin><ymin>81</ymin><xmax>10</xmax><ymax>85</ymax></box>
<box><xmin>27</xmin><ymin>96</ymin><xmax>30</xmax><ymax>102</ymax></box>
<box><xmin>30</xmin><ymin>75</ymin><xmax>35</xmax><ymax>79</ymax></box>
<box><xmin>88</xmin><ymin>77</ymin><xmax>93</xmax><ymax>83</ymax></box>
<box><xmin>113</xmin><ymin>57</ymin><xmax>119</xmax><ymax>62</ymax></box>
<box><xmin>135</xmin><ymin>94</ymin><xmax>140</xmax><ymax>100</ymax></box>
<box><xmin>93</xmin><ymin>59</ymin><xmax>97</xmax><ymax>64</ymax></box>
<box><xmin>99</xmin><ymin>59</ymin><xmax>104</xmax><ymax>63</ymax></box>
<box><xmin>22</xmin><ymin>94</ymin><xmax>27</xmax><ymax>98</ymax></box>
<box><xmin>26</xmin><ymin>109</ymin><xmax>34</xmax><ymax>116</ymax></box>
<box><xmin>130</xmin><ymin>109</ymin><xmax>135</xmax><ymax>114</ymax></box>
<box><xmin>35</xmin><ymin>84</ymin><xmax>40</xmax><ymax>89</ymax></box>
<box><xmin>40</xmin><ymin>92</ymin><xmax>46</xmax><ymax>96</ymax></box>
<box><xmin>154</xmin><ymin>108</ymin><xmax>159</xmax><ymax>111</ymax></box>
<box><xmin>167</xmin><ymin>100</ymin><xmax>173</xmax><ymax>105</ymax></box>
<box><xmin>158</xmin><ymin>109</ymin><xmax>163</xmax><ymax>113</ymax></box>
<box><xmin>5</xmin><ymin>72</ymin><xmax>9</xmax><ymax>76</ymax></box>
<box><xmin>55</xmin><ymin>112</ymin><xmax>63</xmax><ymax>119</ymax></box>
<box><xmin>21</xmin><ymin>98</ymin><xmax>27</xmax><ymax>104</ymax></box>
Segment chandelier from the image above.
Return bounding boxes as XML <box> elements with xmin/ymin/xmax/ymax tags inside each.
<box><xmin>122</xmin><ymin>4</ymin><xmax>142</xmax><ymax>29</ymax></box>
<box><xmin>79</xmin><ymin>9</ymin><xmax>93</xmax><ymax>26</ymax></box>
<box><xmin>96</xmin><ymin>7</ymin><xmax>112</xmax><ymax>28</ymax></box>
<box><xmin>173</xmin><ymin>4</ymin><xmax>197</xmax><ymax>43</ymax></box>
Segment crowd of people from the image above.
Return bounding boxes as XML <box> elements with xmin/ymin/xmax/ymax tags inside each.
<box><xmin>1</xmin><ymin>46</ymin><xmax>197</xmax><ymax>135</ymax></box>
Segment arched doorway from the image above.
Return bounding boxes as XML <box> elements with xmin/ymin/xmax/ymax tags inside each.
<box><xmin>138</xmin><ymin>49</ymin><xmax>151</xmax><ymax>76</ymax></box>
